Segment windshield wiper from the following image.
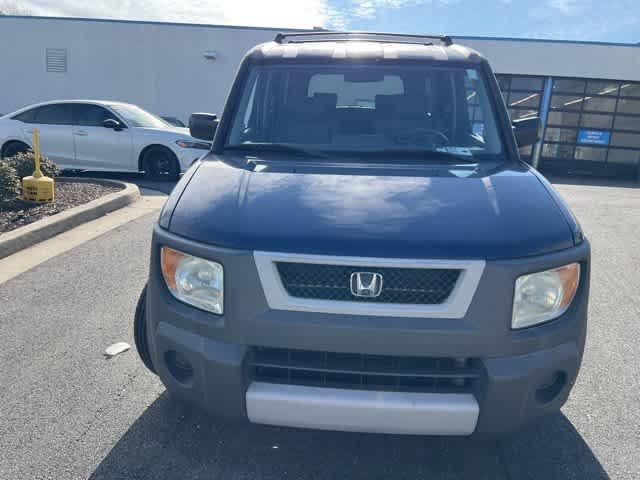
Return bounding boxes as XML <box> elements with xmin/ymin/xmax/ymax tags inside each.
<box><xmin>358</xmin><ymin>148</ymin><xmax>479</xmax><ymax>164</ymax></box>
<box><xmin>224</xmin><ymin>143</ymin><xmax>329</xmax><ymax>158</ymax></box>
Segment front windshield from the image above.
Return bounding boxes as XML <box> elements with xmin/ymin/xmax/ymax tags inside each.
<box><xmin>111</xmin><ymin>104</ymin><xmax>171</xmax><ymax>129</ymax></box>
<box><xmin>226</xmin><ymin>63</ymin><xmax>505</xmax><ymax>162</ymax></box>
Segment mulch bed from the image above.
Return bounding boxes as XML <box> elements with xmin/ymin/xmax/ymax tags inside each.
<box><xmin>0</xmin><ymin>181</ymin><xmax>123</xmax><ymax>234</ymax></box>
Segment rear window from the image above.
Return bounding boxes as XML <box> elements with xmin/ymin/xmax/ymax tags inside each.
<box><xmin>308</xmin><ymin>74</ymin><xmax>404</xmax><ymax>108</ymax></box>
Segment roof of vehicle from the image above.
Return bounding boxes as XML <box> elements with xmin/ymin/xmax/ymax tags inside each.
<box><xmin>5</xmin><ymin>99</ymin><xmax>141</xmax><ymax>116</ymax></box>
<box><xmin>248</xmin><ymin>32</ymin><xmax>486</xmax><ymax>64</ymax></box>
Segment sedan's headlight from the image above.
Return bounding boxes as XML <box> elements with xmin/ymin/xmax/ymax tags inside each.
<box><xmin>512</xmin><ymin>263</ymin><xmax>580</xmax><ymax>329</ymax></box>
<box><xmin>175</xmin><ymin>139</ymin><xmax>211</xmax><ymax>150</ymax></box>
<box><xmin>161</xmin><ymin>247</ymin><xmax>223</xmax><ymax>314</ymax></box>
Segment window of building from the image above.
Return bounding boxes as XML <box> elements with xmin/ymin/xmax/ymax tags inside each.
<box><xmin>619</xmin><ymin>83</ymin><xmax>640</xmax><ymax>97</ymax></box>
<box><xmin>495</xmin><ymin>74</ymin><xmax>545</xmax><ymax>162</ymax></box>
<box><xmin>580</xmin><ymin>113</ymin><xmax>613</xmax><ymax>129</ymax></box>
<box><xmin>540</xmin><ymin>76</ymin><xmax>640</xmax><ymax>177</ymax></box>
<box><xmin>617</xmin><ymin>98</ymin><xmax>640</xmax><ymax>115</ymax></box>
<box><xmin>613</xmin><ymin>115</ymin><xmax>640</xmax><ymax>132</ymax></box>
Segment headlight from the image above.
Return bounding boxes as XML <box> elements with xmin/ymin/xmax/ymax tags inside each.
<box><xmin>512</xmin><ymin>263</ymin><xmax>580</xmax><ymax>329</ymax></box>
<box><xmin>161</xmin><ymin>247</ymin><xmax>223</xmax><ymax>314</ymax></box>
<box><xmin>175</xmin><ymin>139</ymin><xmax>211</xmax><ymax>150</ymax></box>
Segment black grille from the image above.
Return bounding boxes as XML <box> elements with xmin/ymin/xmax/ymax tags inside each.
<box><xmin>276</xmin><ymin>262</ymin><xmax>460</xmax><ymax>304</ymax></box>
<box><xmin>250</xmin><ymin>347</ymin><xmax>478</xmax><ymax>394</ymax></box>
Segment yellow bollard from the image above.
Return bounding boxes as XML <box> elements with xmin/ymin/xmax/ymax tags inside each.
<box><xmin>22</xmin><ymin>128</ymin><xmax>55</xmax><ymax>202</ymax></box>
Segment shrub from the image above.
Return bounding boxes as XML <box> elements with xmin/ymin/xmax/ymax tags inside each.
<box><xmin>6</xmin><ymin>151</ymin><xmax>60</xmax><ymax>179</ymax></box>
<box><xmin>0</xmin><ymin>161</ymin><xmax>21</xmax><ymax>202</ymax></box>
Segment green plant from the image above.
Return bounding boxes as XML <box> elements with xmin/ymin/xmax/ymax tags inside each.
<box><xmin>6</xmin><ymin>151</ymin><xmax>60</xmax><ymax>179</ymax></box>
<box><xmin>0</xmin><ymin>161</ymin><xmax>20</xmax><ymax>202</ymax></box>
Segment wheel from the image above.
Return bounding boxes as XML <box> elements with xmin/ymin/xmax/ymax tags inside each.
<box><xmin>134</xmin><ymin>284</ymin><xmax>157</xmax><ymax>374</ymax></box>
<box><xmin>142</xmin><ymin>146</ymin><xmax>180</xmax><ymax>181</ymax></box>
<box><xmin>1</xmin><ymin>141</ymin><xmax>30</xmax><ymax>159</ymax></box>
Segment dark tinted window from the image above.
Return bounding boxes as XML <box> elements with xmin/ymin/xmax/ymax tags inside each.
<box><xmin>619</xmin><ymin>83</ymin><xmax>640</xmax><ymax>98</ymax></box>
<box><xmin>12</xmin><ymin>109</ymin><xmax>36</xmax><ymax>123</ymax></box>
<box><xmin>586</xmin><ymin>80</ymin><xmax>619</xmax><ymax>96</ymax></box>
<box><xmin>32</xmin><ymin>104</ymin><xmax>73</xmax><ymax>125</ymax></box>
<box><xmin>551</xmin><ymin>95</ymin><xmax>583</xmax><ymax>110</ymax></box>
<box><xmin>574</xmin><ymin>146</ymin><xmax>607</xmax><ymax>161</ymax></box>
<box><xmin>73</xmin><ymin>104</ymin><xmax>116</xmax><ymax>127</ymax></box>
<box><xmin>582</xmin><ymin>96</ymin><xmax>616</xmax><ymax>113</ymax></box>
<box><xmin>610</xmin><ymin>132</ymin><xmax>640</xmax><ymax>149</ymax></box>
<box><xmin>544</xmin><ymin>127</ymin><xmax>577</xmax><ymax>143</ymax></box>
<box><xmin>608</xmin><ymin>148</ymin><xmax>640</xmax><ymax>164</ymax></box>
<box><xmin>580</xmin><ymin>113</ymin><xmax>613</xmax><ymax>129</ymax></box>
<box><xmin>548</xmin><ymin>111</ymin><xmax>579</xmax><ymax>126</ymax></box>
<box><xmin>617</xmin><ymin>98</ymin><xmax>640</xmax><ymax>115</ymax></box>
<box><xmin>553</xmin><ymin>78</ymin><xmax>586</xmax><ymax>93</ymax></box>
<box><xmin>510</xmin><ymin>76</ymin><xmax>543</xmax><ymax>90</ymax></box>
<box><xmin>613</xmin><ymin>115</ymin><xmax>640</xmax><ymax>132</ymax></box>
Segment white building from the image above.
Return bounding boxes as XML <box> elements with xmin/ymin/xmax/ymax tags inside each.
<box><xmin>1</xmin><ymin>15</ymin><xmax>639</xmax><ymax>178</ymax></box>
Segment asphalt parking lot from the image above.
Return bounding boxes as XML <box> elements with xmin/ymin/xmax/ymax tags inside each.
<box><xmin>0</xmin><ymin>176</ymin><xmax>638</xmax><ymax>479</ymax></box>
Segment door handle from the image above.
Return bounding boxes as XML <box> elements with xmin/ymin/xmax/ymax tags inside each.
<box><xmin>26</xmin><ymin>129</ymin><xmax>35</xmax><ymax>134</ymax></box>
<box><xmin>74</xmin><ymin>130</ymin><xmax>88</xmax><ymax>136</ymax></box>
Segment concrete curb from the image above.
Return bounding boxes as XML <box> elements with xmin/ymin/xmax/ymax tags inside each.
<box><xmin>0</xmin><ymin>178</ymin><xmax>140</xmax><ymax>259</ymax></box>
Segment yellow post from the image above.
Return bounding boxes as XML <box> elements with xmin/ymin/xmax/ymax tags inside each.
<box><xmin>22</xmin><ymin>129</ymin><xmax>55</xmax><ymax>202</ymax></box>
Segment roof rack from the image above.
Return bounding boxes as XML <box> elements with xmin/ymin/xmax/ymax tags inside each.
<box><xmin>273</xmin><ymin>31</ymin><xmax>453</xmax><ymax>47</ymax></box>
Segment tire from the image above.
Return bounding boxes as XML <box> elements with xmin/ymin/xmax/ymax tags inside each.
<box><xmin>134</xmin><ymin>284</ymin><xmax>157</xmax><ymax>374</ymax></box>
<box><xmin>1</xmin><ymin>141</ymin><xmax>30</xmax><ymax>160</ymax></box>
<box><xmin>142</xmin><ymin>146</ymin><xmax>180</xmax><ymax>181</ymax></box>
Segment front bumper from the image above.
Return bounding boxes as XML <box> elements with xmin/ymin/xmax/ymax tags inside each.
<box><xmin>145</xmin><ymin>226</ymin><xmax>590</xmax><ymax>436</ymax></box>
<box><xmin>174</xmin><ymin>148</ymin><xmax>207</xmax><ymax>172</ymax></box>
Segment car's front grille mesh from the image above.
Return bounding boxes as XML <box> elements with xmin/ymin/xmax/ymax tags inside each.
<box><xmin>250</xmin><ymin>347</ymin><xmax>478</xmax><ymax>394</ymax></box>
<box><xmin>275</xmin><ymin>262</ymin><xmax>461</xmax><ymax>304</ymax></box>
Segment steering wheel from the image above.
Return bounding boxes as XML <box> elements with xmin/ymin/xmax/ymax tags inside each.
<box><xmin>392</xmin><ymin>128</ymin><xmax>450</xmax><ymax>148</ymax></box>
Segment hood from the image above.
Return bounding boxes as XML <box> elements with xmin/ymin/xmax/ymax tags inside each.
<box><xmin>167</xmin><ymin>157</ymin><xmax>575</xmax><ymax>260</ymax></box>
<box><xmin>136</xmin><ymin>126</ymin><xmax>191</xmax><ymax>137</ymax></box>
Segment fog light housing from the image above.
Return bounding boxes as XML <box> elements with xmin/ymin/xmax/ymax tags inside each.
<box><xmin>165</xmin><ymin>350</ymin><xmax>194</xmax><ymax>384</ymax></box>
<box><xmin>535</xmin><ymin>371</ymin><xmax>567</xmax><ymax>404</ymax></box>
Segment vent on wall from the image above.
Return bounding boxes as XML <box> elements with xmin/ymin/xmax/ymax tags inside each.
<box><xmin>46</xmin><ymin>48</ymin><xmax>67</xmax><ymax>73</ymax></box>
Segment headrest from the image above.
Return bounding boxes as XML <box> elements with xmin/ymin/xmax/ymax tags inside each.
<box><xmin>375</xmin><ymin>94</ymin><xmax>428</xmax><ymax>116</ymax></box>
<box><xmin>313</xmin><ymin>93</ymin><xmax>338</xmax><ymax>110</ymax></box>
<box><xmin>286</xmin><ymin>93</ymin><xmax>337</xmax><ymax>115</ymax></box>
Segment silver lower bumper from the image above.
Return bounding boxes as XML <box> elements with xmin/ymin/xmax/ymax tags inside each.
<box><xmin>246</xmin><ymin>382</ymin><xmax>479</xmax><ymax>436</ymax></box>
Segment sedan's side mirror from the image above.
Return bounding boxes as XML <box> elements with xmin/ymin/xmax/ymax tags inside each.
<box><xmin>512</xmin><ymin>117</ymin><xmax>541</xmax><ymax>147</ymax></box>
<box><xmin>189</xmin><ymin>113</ymin><xmax>218</xmax><ymax>141</ymax></box>
<box><xmin>103</xmin><ymin>118</ymin><xmax>122</xmax><ymax>131</ymax></box>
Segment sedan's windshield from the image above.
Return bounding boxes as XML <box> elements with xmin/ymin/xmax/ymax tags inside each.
<box><xmin>110</xmin><ymin>104</ymin><xmax>171</xmax><ymax>129</ymax></box>
<box><xmin>226</xmin><ymin>63</ymin><xmax>505</xmax><ymax>162</ymax></box>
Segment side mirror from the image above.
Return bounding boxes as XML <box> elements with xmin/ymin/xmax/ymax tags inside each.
<box><xmin>189</xmin><ymin>113</ymin><xmax>218</xmax><ymax>141</ymax></box>
<box><xmin>512</xmin><ymin>116</ymin><xmax>541</xmax><ymax>147</ymax></box>
<box><xmin>103</xmin><ymin>118</ymin><xmax>122</xmax><ymax>131</ymax></box>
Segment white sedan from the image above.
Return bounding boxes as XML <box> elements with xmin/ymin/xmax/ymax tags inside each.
<box><xmin>0</xmin><ymin>100</ymin><xmax>211</xmax><ymax>180</ymax></box>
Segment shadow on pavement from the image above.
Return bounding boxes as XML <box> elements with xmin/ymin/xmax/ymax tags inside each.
<box><xmin>90</xmin><ymin>391</ymin><xmax>609</xmax><ymax>480</ymax></box>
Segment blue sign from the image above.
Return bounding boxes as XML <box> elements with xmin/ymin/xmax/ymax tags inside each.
<box><xmin>577</xmin><ymin>129</ymin><xmax>610</xmax><ymax>145</ymax></box>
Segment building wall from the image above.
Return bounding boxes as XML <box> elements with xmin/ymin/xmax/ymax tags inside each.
<box><xmin>460</xmin><ymin>38</ymin><xmax>640</xmax><ymax>81</ymax></box>
<box><xmin>0</xmin><ymin>17</ymin><xmax>279</xmax><ymax>121</ymax></box>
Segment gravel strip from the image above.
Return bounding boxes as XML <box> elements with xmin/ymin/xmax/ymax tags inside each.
<box><xmin>0</xmin><ymin>181</ymin><xmax>123</xmax><ymax>234</ymax></box>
